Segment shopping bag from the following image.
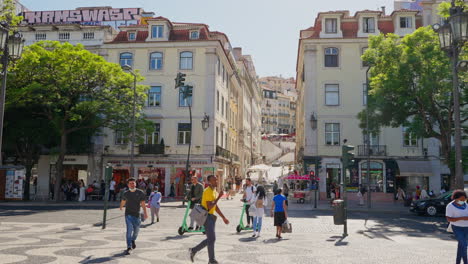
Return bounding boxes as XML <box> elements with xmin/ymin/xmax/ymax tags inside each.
<box><xmin>447</xmin><ymin>223</ymin><xmax>453</xmax><ymax>233</ymax></box>
<box><xmin>190</xmin><ymin>204</ymin><xmax>208</xmax><ymax>226</ymax></box>
<box><xmin>248</xmin><ymin>204</ymin><xmax>257</xmax><ymax>215</ymax></box>
<box><xmin>282</xmin><ymin>220</ymin><xmax>292</xmax><ymax>233</ymax></box>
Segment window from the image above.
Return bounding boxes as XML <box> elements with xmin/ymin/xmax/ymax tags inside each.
<box><xmin>148</xmin><ymin>86</ymin><xmax>161</xmax><ymax>107</ymax></box>
<box><xmin>216</xmin><ymin>127</ymin><xmax>219</xmax><ymax>146</ymax></box>
<box><xmin>146</xmin><ymin>123</ymin><xmax>160</xmax><ymax>144</ymax></box>
<box><xmin>216</xmin><ymin>91</ymin><xmax>220</xmax><ymax>112</ymax></box>
<box><xmin>180</xmin><ymin>51</ymin><xmax>193</xmax><ymax>70</ymax></box>
<box><xmin>119</xmin><ymin>52</ymin><xmax>133</xmax><ymax>67</ymax></box>
<box><xmin>225</xmin><ymin>132</ymin><xmax>227</xmax><ymax>148</ymax></box>
<box><xmin>190</xmin><ymin>31</ymin><xmax>199</xmax><ymax>39</ymax></box>
<box><xmin>128</xmin><ymin>32</ymin><xmax>136</xmax><ymax>41</ymax></box>
<box><xmin>325</xmin><ymin>47</ymin><xmax>339</xmax><ymax>67</ymax></box>
<box><xmin>364</xmin><ymin>133</ymin><xmax>379</xmax><ymax>145</ymax></box>
<box><xmin>363</xmin><ymin>83</ymin><xmax>368</xmax><ymax>106</ymax></box>
<box><xmin>363</xmin><ymin>17</ymin><xmax>375</xmax><ymax>33</ymax></box>
<box><xmin>325</xmin><ymin>84</ymin><xmax>339</xmax><ymax>106</ymax></box>
<box><xmin>149</xmin><ymin>52</ymin><xmax>163</xmax><ymax>70</ymax></box>
<box><xmin>325</xmin><ymin>18</ymin><xmax>337</xmax><ymax>33</ymax></box>
<box><xmin>325</xmin><ymin>123</ymin><xmax>340</xmax><ymax>146</ymax></box>
<box><xmin>225</xmin><ymin>102</ymin><xmax>228</xmax><ymax>118</ymax></box>
<box><xmin>362</xmin><ymin>47</ymin><xmax>369</xmax><ymax>67</ymax></box>
<box><xmin>220</xmin><ymin>130</ymin><xmax>223</xmax><ymax>148</ymax></box>
<box><xmin>177</xmin><ymin>123</ymin><xmax>191</xmax><ymax>145</ymax></box>
<box><xmin>83</xmin><ymin>32</ymin><xmax>94</xmax><ymax>40</ymax></box>
<box><xmin>400</xmin><ymin>17</ymin><xmax>412</xmax><ymax>28</ymax></box>
<box><xmin>58</xmin><ymin>32</ymin><xmax>70</xmax><ymax>40</ymax></box>
<box><xmin>222</xmin><ymin>66</ymin><xmax>225</xmax><ymax>82</ymax></box>
<box><xmin>179</xmin><ymin>86</ymin><xmax>193</xmax><ymax>107</ymax></box>
<box><xmin>403</xmin><ymin>127</ymin><xmax>417</xmax><ymax>146</ymax></box>
<box><xmin>115</xmin><ymin>130</ymin><xmax>128</xmax><ymax>145</ymax></box>
<box><xmin>151</xmin><ymin>25</ymin><xmax>164</xmax><ymax>38</ymax></box>
<box><xmin>221</xmin><ymin>96</ymin><xmax>225</xmax><ymax>116</ymax></box>
<box><xmin>35</xmin><ymin>33</ymin><xmax>46</xmax><ymax>40</ymax></box>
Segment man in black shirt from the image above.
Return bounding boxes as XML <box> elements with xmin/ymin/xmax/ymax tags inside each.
<box><xmin>120</xmin><ymin>178</ymin><xmax>148</xmax><ymax>255</ymax></box>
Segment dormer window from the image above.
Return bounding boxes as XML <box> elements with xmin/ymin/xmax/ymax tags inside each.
<box><xmin>151</xmin><ymin>25</ymin><xmax>164</xmax><ymax>38</ymax></box>
<box><xmin>190</xmin><ymin>31</ymin><xmax>199</xmax><ymax>39</ymax></box>
<box><xmin>128</xmin><ymin>32</ymin><xmax>136</xmax><ymax>41</ymax></box>
<box><xmin>325</xmin><ymin>18</ymin><xmax>337</xmax><ymax>33</ymax></box>
<box><xmin>400</xmin><ymin>17</ymin><xmax>412</xmax><ymax>28</ymax></box>
<box><xmin>363</xmin><ymin>17</ymin><xmax>375</xmax><ymax>33</ymax></box>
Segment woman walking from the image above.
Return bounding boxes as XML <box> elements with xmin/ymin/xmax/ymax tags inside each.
<box><xmin>149</xmin><ymin>186</ymin><xmax>162</xmax><ymax>224</ymax></box>
<box><xmin>447</xmin><ymin>190</ymin><xmax>468</xmax><ymax>264</ymax></box>
<box><xmin>271</xmin><ymin>188</ymin><xmax>288</xmax><ymax>239</ymax></box>
<box><xmin>78</xmin><ymin>179</ymin><xmax>86</xmax><ymax>202</ymax></box>
<box><xmin>252</xmin><ymin>186</ymin><xmax>267</xmax><ymax>238</ymax></box>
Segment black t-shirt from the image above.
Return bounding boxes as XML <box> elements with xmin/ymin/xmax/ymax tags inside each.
<box><xmin>122</xmin><ymin>189</ymin><xmax>146</xmax><ymax>217</ymax></box>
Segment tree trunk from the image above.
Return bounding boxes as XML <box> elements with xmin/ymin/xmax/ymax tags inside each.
<box><xmin>23</xmin><ymin>164</ymin><xmax>33</xmax><ymax>201</ymax></box>
<box><xmin>53</xmin><ymin>133</ymin><xmax>67</xmax><ymax>202</ymax></box>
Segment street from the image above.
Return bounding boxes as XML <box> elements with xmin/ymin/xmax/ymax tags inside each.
<box><xmin>0</xmin><ymin>199</ymin><xmax>456</xmax><ymax>264</ymax></box>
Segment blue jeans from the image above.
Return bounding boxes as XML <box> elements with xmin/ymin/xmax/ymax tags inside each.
<box><xmin>253</xmin><ymin>216</ymin><xmax>263</xmax><ymax>232</ymax></box>
<box><xmin>125</xmin><ymin>215</ymin><xmax>141</xmax><ymax>249</ymax></box>
<box><xmin>193</xmin><ymin>214</ymin><xmax>216</xmax><ymax>262</ymax></box>
<box><xmin>452</xmin><ymin>225</ymin><xmax>468</xmax><ymax>264</ymax></box>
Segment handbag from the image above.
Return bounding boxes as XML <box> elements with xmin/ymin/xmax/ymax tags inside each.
<box><xmin>248</xmin><ymin>204</ymin><xmax>257</xmax><ymax>215</ymax></box>
<box><xmin>447</xmin><ymin>223</ymin><xmax>453</xmax><ymax>233</ymax></box>
<box><xmin>190</xmin><ymin>204</ymin><xmax>208</xmax><ymax>226</ymax></box>
<box><xmin>282</xmin><ymin>220</ymin><xmax>292</xmax><ymax>233</ymax></box>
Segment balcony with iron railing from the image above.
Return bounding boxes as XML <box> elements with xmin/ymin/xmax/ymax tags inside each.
<box><xmin>139</xmin><ymin>144</ymin><xmax>165</xmax><ymax>155</ymax></box>
<box><xmin>357</xmin><ymin>145</ymin><xmax>387</xmax><ymax>156</ymax></box>
<box><xmin>216</xmin><ymin>146</ymin><xmax>231</xmax><ymax>159</ymax></box>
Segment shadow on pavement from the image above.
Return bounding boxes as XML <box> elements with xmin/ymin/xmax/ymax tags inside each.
<box><xmin>238</xmin><ymin>237</ymin><xmax>257</xmax><ymax>242</ymax></box>
<box><xmin>262</xmin><ymin>238</ymin><xmax>289</xmax><ymax>243</ymax></box>
<box><xmin>80</xmin><ymin>251</ymin><xmax>127</xmax><ymax>263</ymax></box>
<box><xmin>161</xmin><ymin>235</ymin><xmax>190</xmax><ymax>241</ymax></box>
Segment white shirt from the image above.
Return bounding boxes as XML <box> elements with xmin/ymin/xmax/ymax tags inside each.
<box><xmin>110</xmin><ymin>180</ymin><xmax>116</xmax><ymax>191</ymax></box>
<box><xmin>245</xmin><ymin>185</ymin><xmax>256</xmax><ymax>202</ymax></box>
<box><xmin>446</xmin><ymin>201</ymin><xmax>468</xmax><ymax>227</ymax></box>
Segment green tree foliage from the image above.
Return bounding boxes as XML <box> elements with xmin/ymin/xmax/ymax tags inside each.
<box><xmin>359</xmin><ymin>26</ymin><xmax>468</xmax><ymax>181</ymax></box>
<box><xmin>7</xmin><ymin>41</ymin><xmax>150</xmax><ymax>201</ymax></box>
<box><xmin>0</xmin><ymin>0</ymin><xmax>23</xmax><ymax>26</ymax></box>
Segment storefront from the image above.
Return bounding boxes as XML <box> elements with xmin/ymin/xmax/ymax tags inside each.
<box><xmin>395</xmin><ymin>159</ymin><xmax>433</xmax><ymax>195</ymax></box>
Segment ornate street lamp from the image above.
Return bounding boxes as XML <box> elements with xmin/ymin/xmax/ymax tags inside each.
<box><xmin>0</xmin><ymin>23</ymin><xmax>25</xmax><ymax>165</ymax></box>
<box><xmin>432</xmin><ymin>0</ymin><xmax>467</xmax><ymax>189</ymax></box>
<box><xmin>310</xmin><ymin>112</ymin><xmax>317</xmax><ymax>130</ymax></box>
<box><xmin>201</xmin><ymin>113</ymin><xmax>210</xmax><ymax>131</ymax></box>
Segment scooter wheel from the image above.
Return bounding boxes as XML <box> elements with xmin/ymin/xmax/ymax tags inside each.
<box><xmin>236</xmin><ymin>225</ymin><xmax>241</xmax><ymax>233</ymax></box>
<box><xmin>178</xmin><ymin>226</ymin><xmax>185</xmax><ymax>235</ymax></box>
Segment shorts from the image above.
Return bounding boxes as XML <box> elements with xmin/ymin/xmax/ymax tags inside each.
<box><xmin>274</xmin><ymin>211</ymin><xmax>286</xmax><ymax>226</ymax></box>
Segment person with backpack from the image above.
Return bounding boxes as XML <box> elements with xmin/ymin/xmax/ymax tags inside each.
<box><xmin>189</xmin><ymin>175</ymin><xmax>229</xmax><ymax>264</ymax></box>
<box><xmin>187</xmin><ymin>175</ymin><xmax>204</xmax><ymax>230</ymax></box>
<box><xmin>242</xmin><ymin>178</ymin><xmax>256</xmax><ymax>228</ymax></box>
<box><xmin>252</xmin><ymin>185</ymin><xmax>267</xmax><ymax>238</ymax></box>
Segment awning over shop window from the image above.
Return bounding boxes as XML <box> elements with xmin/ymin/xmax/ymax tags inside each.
<box><xmin>396</xmin><ymin>160</ymin><xmax>433</xmax><ymax>177</ymax></box>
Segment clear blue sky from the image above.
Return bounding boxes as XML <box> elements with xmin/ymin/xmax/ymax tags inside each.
<box><xmin>20</xmin><ymin>0</ymin><xmax>395</xmax><ymax>78</ymax></box>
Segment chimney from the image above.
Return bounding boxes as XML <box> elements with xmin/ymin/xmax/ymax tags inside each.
<box><xmin>233</xmin><ymin>47</ymin><xmax>242</xmax><ymax>60</ymax></box>
<box><xmin>381</xmin><ymin>6</ymin><xmax>386</xmax><ymax>15</ymax></box>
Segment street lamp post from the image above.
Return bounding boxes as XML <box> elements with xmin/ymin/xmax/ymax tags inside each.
<box><xmin>433</xmin><ymin>1</ymin><xmax>468</xmax><ymax>189</ymax></box>
<box><xmin>365</xmin><ymin>66</ymin><xmax>372</xmax><ymax>209</ymax></box>
<box><xmin>0</xmin><ymin>23</ymin><xmax>25</xmax><ymax>165</ymax></box>
<box><xmin>122</xmin><ymin>65</ymin><xmax>137</xmax><ymax>179</ymax></box>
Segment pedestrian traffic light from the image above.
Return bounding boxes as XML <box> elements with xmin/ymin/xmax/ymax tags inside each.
<box><xmin>342</xmin><ymin>144</ymin><xmax>355</xmax><ymax>169</ymax></box>
<box><xmin>175</xmin><ymin>72</ymin><xmax>186</xmax><ymax>88</ymax></box>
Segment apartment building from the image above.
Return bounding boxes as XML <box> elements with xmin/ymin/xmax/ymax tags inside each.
<box><xmin>17</xmin><ymin>7</ymin><xmax>262</xmax><ymax>197</ymax></box>
<box><xmin>295</xmin><ymin>8</ymin><xmax>450</xmax><ymax>201</ymax></box>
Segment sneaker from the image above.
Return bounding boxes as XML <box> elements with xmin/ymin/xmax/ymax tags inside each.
<box><xmin>125</xmin><ymin>248</ymin><xmax>131</xmax><ymax>255</ymax></box>
<box><xmin>157</xmin><ymin>217</ymin><xmax>159</xmax><ymax>222</ymax></box>
<box><xmin>208</xmin><ymin>260</ymin><xmax>219</xmax><ymax>264</ymax></box>
<box><xmin>188</xmin><ymin>248</ymin><xmax>196</xmax><ymax>263</ymax></box>
<box><xmin>131</xmin><ymin>240</ymin><xmax>136</xmax><ymax>249</ymax></box>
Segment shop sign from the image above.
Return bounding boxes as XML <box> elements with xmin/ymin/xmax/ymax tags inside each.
<box><xmin>22</xmin><ymin>8</ymin><xmax>142</xmax><ymax>24</ymax></box>
<box><xmin>107</xmin><ymin>159</ymin><xmax>210</xmax><ymax>166</ymax></box>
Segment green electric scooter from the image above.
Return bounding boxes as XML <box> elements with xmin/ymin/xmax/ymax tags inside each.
<box><xmin>178</xmin><ymin>200</ymin><xmax>205</xmax><ymax>235</ymax></box>
<box><xmin>236</xmin><ymin>202</ymin><xmax>253</xmax><ymax>233</ymax></box>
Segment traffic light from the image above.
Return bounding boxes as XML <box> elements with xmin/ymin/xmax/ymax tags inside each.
<box><xmin>182</xmin><ymin>85</ymin><xmax>193</xmax><ymax>99</ymax></box>
<box><xmin>342</xmin><ymin>144</ymin><xmax>355</xmax><ymax>169</ymax></box>
<box><xmin>175</xmin><ymin>72</ymin><xmax>186</xmax><ymax>88</ymax></box>
<box><xmin>317</xmin><ymin>158</ymin><xmax>322</xmax><ymax>170</ymax></box>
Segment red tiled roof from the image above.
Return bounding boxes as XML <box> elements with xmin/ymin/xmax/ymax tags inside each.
<box><xmin>342</xmin><ymin>21</ymin><xmax>358</xmax><ymax>38</ymax></box>
<box><xmin>108</xmin><ymin>31</ymin><xmax>149</xmax><ymax>43</ymax></box>
<box><xmin>378</xmin><ymin>20</ymin><xmax>394</xmax><ymax>35</ymax></box>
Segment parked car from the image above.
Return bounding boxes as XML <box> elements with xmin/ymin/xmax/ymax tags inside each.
<box><xmin>410</xmin><ymin>191</ymin><xmax>453</xmax><ymax>216</ymax></box>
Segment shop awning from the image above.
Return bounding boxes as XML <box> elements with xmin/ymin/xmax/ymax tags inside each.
<box><xmin>396</xmin><ymin>160</ymin><xmax>433</xmax><ymax>177</ymax></box>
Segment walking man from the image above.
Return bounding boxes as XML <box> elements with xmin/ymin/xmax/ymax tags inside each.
<box><xmin>189</xmin><ymin>175</ymin><xmax>229</xmax><ymax>264</ymax></box>
<box><xmin>242</xmin><ymin>178</ymin><xmax>256</xmax><ymax>228</ymax></box>
<box><xmin>187</xmin><ymin>175</ymin><xmax>204</xmax><ymax>230</ymax></box>
<box><xmin>119</xmin><ymin>178</ymin><xmax>148</xmax><ymax>255</ymax></box>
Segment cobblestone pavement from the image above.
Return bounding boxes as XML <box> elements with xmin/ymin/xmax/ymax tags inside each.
<box><xmin>0</xmin><ymin>198</ymin><xmax>458</xmax><ymax>264</ymax></box>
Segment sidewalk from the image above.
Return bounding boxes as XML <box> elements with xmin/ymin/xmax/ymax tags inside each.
<box><xmin>287</xmin><ymin>199</ymin><xmax>412</xmax><ymax>214</ymax></box>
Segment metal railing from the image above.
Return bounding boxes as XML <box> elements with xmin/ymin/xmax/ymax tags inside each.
<box><xmin>216</xmin><ymin>146</ymin><xmax>231</xmax><ymax>159</ymax></box>
<box><xmin>358</xmin><ymin>145</ymin><xmax>387</xmax><ymax>156</ymax></box>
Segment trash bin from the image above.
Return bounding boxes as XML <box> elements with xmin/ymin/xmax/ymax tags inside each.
<box><xmin>332</xmin><ymin>199</ymin><xmax>345</xmax><ymax>225</ymax></box>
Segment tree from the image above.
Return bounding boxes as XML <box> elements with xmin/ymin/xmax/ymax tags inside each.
<box><xmin>359</xmin><ymin>26</ymin><xmax>468</xmax><ymax>188</ymax></box>
<box><xmin>7</xmin><ymin>41</ymin><xmax>150</xmax><ymax>201</ymax></box>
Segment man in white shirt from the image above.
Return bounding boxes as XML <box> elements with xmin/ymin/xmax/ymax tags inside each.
<box><xmin>109</xmin><ymin>178</ymin><xmax>116</xmax><ymax>201</ymax></box>
<box><xmin>242</xmin><ymin>178</ymin><xmax>256</xmax><ymax>228</ymax></box>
